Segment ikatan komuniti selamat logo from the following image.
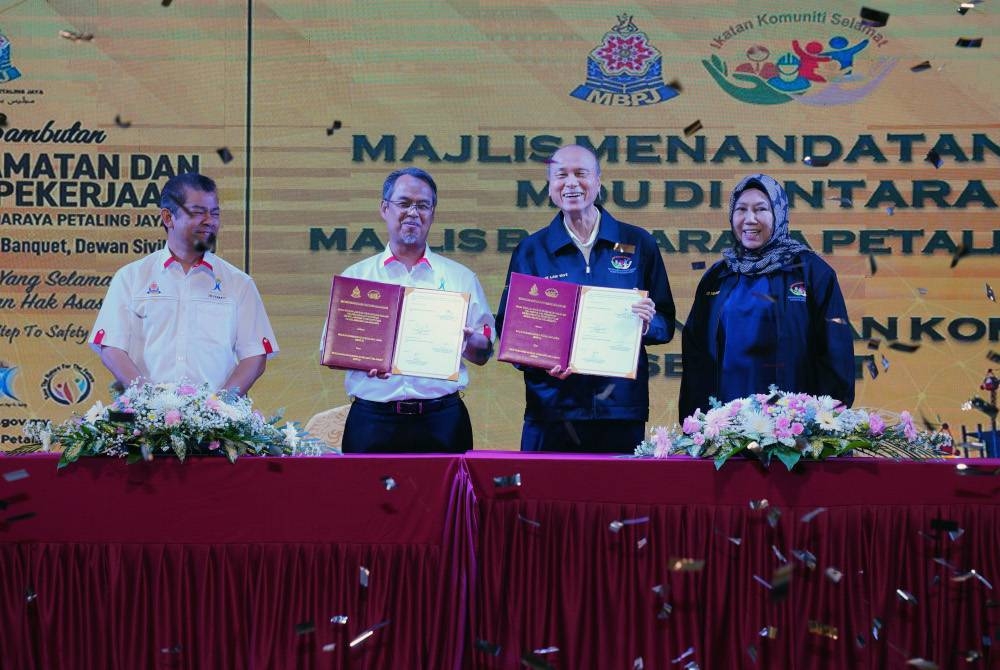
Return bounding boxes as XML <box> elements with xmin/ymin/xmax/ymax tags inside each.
<box><xmin>704</xmin><ymin>9</ymin><xmax>896</xmax><ymax>106</ymax></box>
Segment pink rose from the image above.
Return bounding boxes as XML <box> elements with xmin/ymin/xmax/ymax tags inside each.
<box><xmin>791</xmin><ymin>422</ymin><xmax>804</xmax><ymax>436</ymax></box>
<box><xmin>682</xmin><ymin>416</ymin><xmax>701</xmax><ymax>434</ymax></box>
<box><xmin>208</xmin><ymin>440</ymin><xmax>220</xmax><ymax>451</ymax></box>
<box><xmin>692</xmin><ymin>433</ymin><xmax>705</xmax><ymax>446</ymax></box>
<box><xmin>177</xmin><ymin>384</ymin><xmax>197</xmax><ymax>396</ymax></box>
<box><xmin>164</xmin><ymin>409</ymin><xmax>182</xmax><ymax>426</ymax></box>
<box><xmin>206</xmin><ymin>397</ymin><xmax>221</xmax><ymax>411</ymax></box>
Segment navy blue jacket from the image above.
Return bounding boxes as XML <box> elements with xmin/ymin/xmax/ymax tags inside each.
<box><xmin>496</xmin><ymin>207</ymin><xmax>675</xmax><ymax>421</ymax></box>
<box><xmin>678</xmin><ymin>251</ymin><xmax>855</xmax><ymax>421</ymax></box>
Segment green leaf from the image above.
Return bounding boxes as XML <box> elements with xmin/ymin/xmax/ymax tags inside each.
<box><xmin>775</xmin><ymin>448</ymin><xmax>802</xmax><ymax>471</ymax></box>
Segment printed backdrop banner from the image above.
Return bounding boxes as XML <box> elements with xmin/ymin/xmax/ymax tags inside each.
<box><xmin>1</xmin><ymin>1</ymin><xmax>998</xmax><ymax>450</ymax></box>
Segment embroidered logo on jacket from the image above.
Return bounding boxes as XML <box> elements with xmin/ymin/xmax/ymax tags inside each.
<box><xmin>788</xmin><ymin>281</ymin><xmax>807</xmax><ymax>302</ymax></box>
<box><xmin>610</xmin><ymin>255</ymin><xmax>636</xmax><ymax>273</ymax></box>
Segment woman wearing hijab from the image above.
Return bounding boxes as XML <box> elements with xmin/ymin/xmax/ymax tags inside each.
<box><xmin>678</xmin><ymin>173</ymin><xmax>855</xmax><ymax>421</ymax></box>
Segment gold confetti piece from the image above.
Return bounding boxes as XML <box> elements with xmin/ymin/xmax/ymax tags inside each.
<box><xmin>326</xmin><ymin>120</ymin><xmax>342</xmax><ymax>136</ymax></box>
<box><xmin>749</xmin><ymin>498</ymin><xmax>769</xmax><ymax>510</ymax></box>
<box><xmin>803</xmin><ymin>155</ymin><xmax>830</xmax><ymax>167</ymax></box>
<box><xmin>759</xmin><ymin>626</ymin><xmax>778</xmax><ymax>639</ymax></box>
<box><xmin>217</xmin><ymin>147</ymin><xmax>234</xmax><ymax>164</ymax></box>
<box><xmin>518</xmin><ymin>514</ymin><xmax>541</xmax><ymax>528</ymax></box>
<box><xmin>825</xmin><ymin>566</ymin><xmax>844</xmax><ymax>583</ymax></box>
<box><xmin>792</xmin><ymin>549</ymin><xmax>817</xmax><ymax>570</ymax></box>
<box><xmin>359</xmin><ymin>566</ymin><xmax>370</xmax><ymax>588</ymax></box>
<box><xmin>381</xmin><ymin>476</ymin><xmax>397</xmax><ymax>490</ymax></box>
<box><xmin>2</xmin><ymin>469</ymin><xmax>29</xmax><ymax>482</ymax></box>
<box><xmin>294</xmin><ymin>621</ymin><xmax>315</xmax><ymax>635</ymax></box>
<box><xmin>329</xmin><ymin>615</ymin><xmax>348</xmax><ymax>624</ymax></box>
<box><xmin>671</xmin><ymin>646</ymin><xmax>695</xmax><ymax>664</ymax></box>
<box><xmin>670</xmin><ymin>557</ymin><xmax>706</xmax><ymax>572</ymax></box>
<box><xmin>348</xmin><ymin>619</ymin><xmax>390</xmax><ymax>648</ymax></box>
<box><xmin>475</xmin><ymin>639</ymin><xmax>502</xmax><ymax>656</ymax></box>
<box><xmin>322</xmin><ymin>643</ymin><xmax>336</xmax><ymax>653</ymax></box>
<box><xmin>896</xmin><ymin>588</ymin><xmax>918</xmax><ymax>604</ymax></box>
<box><xmin>800</xmin><ymin>507</ymin><xmax>827</xmax><ymax>523</ymax></box>
<box><xmin>905</xmin><ymin>659</ymin><xmax>939</xmax><ymax>669</ymax></box>
<box><xmin>808</xmin><ymin>619</ymin><xmax>839</xmax><ymax>640</ymax></box>
<box><xmin>859</xmin><ymin>6</ymin><xmax>889</xmax><ymax>27</ymax></box>
<box><xmin>494</xmin><ymin>473</ymin><xmax>521</xmax><ymax>487</ymax></box>
<box><xmin>683</xmin><ymin>120</ymin><xmax>703</xmax><ymax>137</ymax></box>
<box><xmin>910</xmin><ymin>61</ymin><xmax>932</xmax><ymax>72</ymax></box>
<box><xmin>956</xmin><ymin>37</ymin><xmax>983</xmax><ymax>48</ymax></box>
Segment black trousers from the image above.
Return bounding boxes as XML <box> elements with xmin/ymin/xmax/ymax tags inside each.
<box><xmin>342</xmin><ymin>392</ymin><xmax>473</xmax><ymax>454</ymax></box>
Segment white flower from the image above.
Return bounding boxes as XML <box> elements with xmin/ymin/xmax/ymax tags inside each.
<box><xmin>815</xmin><ymin>410</ymin><xmax>841</xmax><ymax>432</ymax></box>
<box><xmin>282</xmin><ymin>422</ymin><xmax>301</xmax><ymax>451</ymax></box>
<box><xmin>742</xmin><ymin>411</ymin><xmax>774</xmax><ymax>437</ymax></box>
<box><xmin>83</xmin><ymin>400</ymin><xmax>106</xmax><ymax>425</ymax></box>
<box><xmin>148</xmin><ymin>391</ymin><xmax>184</xmax><ymax>414</ymax></box>
<box><xmin>40</xmin><ymin>429</ymin><xmax>52</xmax><ymax>452</ymax></box>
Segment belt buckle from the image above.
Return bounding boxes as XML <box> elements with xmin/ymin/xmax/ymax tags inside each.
<box><xmin>395</xmin><ymin>400</ymin><xmax>422</xmax><ymax>415</ymax></box>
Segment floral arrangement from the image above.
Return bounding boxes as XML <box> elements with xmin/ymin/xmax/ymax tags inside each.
<box><xmin>23</xmin><ymin>382</ymin><xmax>330</xmax><ymax>467</ymax></box>
<box><xmin>636</xmin><ymin>387</ymin><xmax>948</xmax><ymax>470</ymax></box>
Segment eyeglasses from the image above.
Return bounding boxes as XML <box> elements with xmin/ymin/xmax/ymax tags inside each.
<box><xmin>388</xmin><ymin>199</ymin><xmax>434</xmax><ymax>213</ymax></box>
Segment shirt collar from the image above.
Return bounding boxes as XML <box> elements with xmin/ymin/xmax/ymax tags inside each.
<box><xmin>380</xmin><ymin>245</ymin><xmax>433</xmax><ymax>270</ymax></box>
<box><xmin>159</xmin><ymin>247</ymin><xmax>215</xmax><ymax>273</ymax></box>
<box><xmin>545</xmin><ymin>205</ymin><xmax>620</xmax><ymax>254</ymax></box>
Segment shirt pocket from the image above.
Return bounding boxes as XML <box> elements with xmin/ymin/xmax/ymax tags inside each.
<box><xmin>190</xmin><ymin>298</ymin><xmax>237</xmax><ymax>351</ymax></box>
<box><xmin>130</xmin><ymin>294</ymin><xmax>179</xmax><ymax>344</ymax></box>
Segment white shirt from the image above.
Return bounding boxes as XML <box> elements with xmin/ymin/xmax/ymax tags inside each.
<box><xmin>90</xmin><ymin>247</ymin><xmax>279</xmax><ymax>390</ymax></box>
<box><xmin>334</xmin><ymin>246</ymin><xmax>495</xmax><ymax>402</ymax></box>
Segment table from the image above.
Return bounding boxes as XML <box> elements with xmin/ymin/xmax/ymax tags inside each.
<box><xmin>466</xmin><ymin>453</ymin><xmax>1000</xmax><ymax>670</ymax></box>
<box><xmin>0</xmin><ymin>454</ymin><xmax>472</xmax><ymax>670</ymax></box>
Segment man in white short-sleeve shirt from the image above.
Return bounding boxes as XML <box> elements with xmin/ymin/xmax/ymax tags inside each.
<box><xmin>329</xmin><ymin>167</ymin><xmax>495</xmax><ymax>453</ymax></box>
<box><xmin>90</xmin><ymin>173</ymin><xmax>278</xmax><ymax>394</ymax></box>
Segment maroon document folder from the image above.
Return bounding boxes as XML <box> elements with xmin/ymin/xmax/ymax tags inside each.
<box><xmin>321</xmin><ymin>276</ymin><xmax>405</xmax><ymax>374</ymax></box>
<box><xmin>497</xmin><ymin>272</ymin><xmax>580</xmax><ymax>370</ymax></box>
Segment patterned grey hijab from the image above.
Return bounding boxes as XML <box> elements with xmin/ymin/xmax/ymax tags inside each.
<box><xmin>722</xmin><ymin>173</ymin><xmax>810</xmax><ymax>275</ymax></box>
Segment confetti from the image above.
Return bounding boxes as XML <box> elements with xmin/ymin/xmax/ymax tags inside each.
<box><xmin>749</xmin><ymin>499</ymin><xmax>769</xmax><ymax>510</ymax></box>
<box><xmin>771</xmin><ymin>564</ymin><xmax>793</xmax><ymax>601</ymax></box>
<box><xmin>886</xmin><ymin>206</ymin><xmax>895</xmax><ymax>215</ymax></box>
<box><xmin>59</xmin><ymin>29</ymin><xmax>94</xmax><ymax>41</ymax></box>
<box><xmin>905</xmin><ymin>660</ymin><xmax>938</xmax><ymax>669</ymax></box>
<box><xmin>865</xmin><ymin>358</ymin><xmax>878</xmax><ymax>380</ymax></box>
<box><xmin>533</xmin><ymin>646</ymin><xmax>559</xmax><ymax>654</ymax></box>
<box><xmin>792</xmin><ymin>549</ymin><xmax>817</xmax><ymax>570</ymax></box>
<box><xmin>932</xmin><ymin>557</ymin><xmax>957</xmax><ymax>570</ymax></box>
<box><xmin>359</xmin><ymin>566</ymin><xmax>370</xmax><ymax>588</ymax></box>
<box><xmin>326</xmin><ymin>120</ymin><xmax>343</xmax><ymax>136</ymax></box>
<box><xmin>670</xmin><ymin>557</ymin><xmax>706</xmax><ymax>572</ymax></box>
<box><xmin>772</xmin><ymin>545</ymin><xmax>788</xmax><ymax>564</ymax></box>
<box><xmin>910</xmin><ymin>61</ymin><xmax>932</xmax><ymax>72</ymax></box>
<box><xmin>747</xmin><ymin>645</ymin><xmax>757</xmax><ymax>664</ymax></box>
<box><xmin>759</xmin><ymin>626</ymin><xmax>778</xmax><ymax>639</ymax></box>
<box><xmin>349</xmin><ymin>619</ymin><xmax>390</xmax><ymax>648</ymax></box>
<box><xmin>294</xmin><ymin>621</ymin><xmax>315</xmax><ymax>635</ymax></box>
<box><xmin>925</xmin><ymin>149</ymin><xmax>943</xmax><ymax>169</ymax></box>
<box><xmin>867</xmin><ymin>338</ymin><xmax>881</xmax><ymax>350</ymax></box>
<box><xmin>217</xmin><ymin>147</ymin><xmax>234</xmax><ymax>164</ymax></box>
<box><xmin>987</xmin><ymin>283</ymin><xmax>995</xmax><ymax>302</ymax></box>
<box><xmin>651</xmin><ymin>584</ymin><xmax>666</xmax><ymax>596</ymax></box>
<box><xmin>881</xmin><ymin>354</ymin><xmax>890</xmax><ymax>372</ymax></box>
<box><xmin>808</xmin><ymin>620</ymin><xmax>839</xmax><ymax>640</ymax></box>
<box><xmin>917</xmin><ymin>287</ymin><xmax>928</xmax><ymax>295</ymax></box>
<box><xmin>634</xmin><ymin>657</ymin><xmax>645</xmax><ymax>670</ymax></box>
<box><xmin>950</xmin><ymin>242</ymin><xmax>970</xmax><ymax>268</ymax></box>
<box><xmin>329</xmin><ymin>615</ymin><xmax>349</xmax><ymax>624</ymax></box>
<box><xmin>803</xmin><ymin>155</ymin><xmax>830</xmax><ymax>167</ymax></box>
<box><xmin>956</xmin><ymin>37</ymin><xmax>983</xmax><ymax>48</ymax></box>
<box><xmin>753</xmin><ymin>575</ymin><xmax>773</xmax><ymax>590</ymax></box>
<box><xmin>637</xmin><ymin>537</ymin><xmax>647</xmax><ymax>550</ymax></box>
<box><xmin>2</xmin><ymin>469</ymin><xmax>29</xmax><ymax>482</ymax></box>
<box><xmin>609</xmin><ymin>516</ymin><xmax>649</xmax><ymax>532</ymax></box>
<box><xmin>25</xmin><ymin>586</ymin><xmax>37</xmax><ymax>602</ymax></box>
<box><xmin>160</xmin><ymin>645</ymin><xmax>182</xmax><ymax>654</ymax></box>
<box><xmin>475</xmin><ymin>639</ymin><xmax>502</xmax><ymax>656</ymax></box>
<box><xmin>595</xmin><ymin>383</ymin><xmax>615</xmax><ymax>400</ymax></box>
<box><xmin>859</xmin><ymin>6</ymin><xmax>889</xmax><ymax>27</ymax></box>
<box><xmin>868</xmin><ymin>253</ymin><xmax>877</xmax><ymax>276</ymax></box>
<box><xmin>856</xmin><ymin>635</ymin><xmax>866</xmax><ymax>648</ymax></box>
<box><xmin>683</xmin><ymin>120</ymin><xmax>703</xmax><ymax>137</ymax></box>
<box><xmin>518</xmin><ymin>513</ymin><xmax>541</xmax><ymax>528</ymax></box>
<box><xmin>896</xmin><ymin>588</ymin><xmax>918</xmax><ymax>604</ymax></box>
<box><xmin>988</xmin><ymin>350</ymin><xmax>1000</xmax><ymax>364</ymax></box>
<box><xmin>957</xmin><ymin>4</ymin><xmax>971</xmax><ymax>14</ymax></box>
<box><xmin>321</xmin><ymin>643</ymin><xmax>337</xmax><ymax>652</ymax></box>
<box><xmin>800</xmin><ymin>507</ymin><xmax>827</xmax><ymax>523</ymax></box>
<box><xmin>828</xmin><ymin>317</ymin><xmax>847</xmax><ymax>325</ymax></box>
<box><xmin>657</xmin><ymin>602</ymin><xmax>673</xmax><ymax>619</ymax></box>
<box><xmin>766</xmin><ymin>507</ymin><xmax>782</xmax><ymax>528</ymax></box>
<box><xmin>671</xmin><ymin>646</ymin><xmax>695</xmax><ymax>664</ymax></box>
<box><xmin>691</xmin><ymin>261</ymin><xmax>706</xmax><ymax>270</ymax></box>
<box><xmin>825</xmin><ymin>566</ymin><xmax>844</xmax><ymax>583</ymax></box>
<box><xmin>889</xmin><ymin>342</ymin><xmax>920</xmax><ymax>353</ymax></box>
<box><xmin>872</xmin><ymin>618</ymin><xmax>883</xmax><ymax>640</ymax></box>
<box><xmin>114</xmin><ymin>115</ymin><xmax>131</xmax><ymax>128</ymax></box>
<box><xmin>520</xmin><ymin>652</ymin><xmax>556</xmax><ymax>670</ymax></box>
<box><xmin>727</xmin><ymin>536</ymin><xmax>742</xmax><ymax>546</ymax></box>
<box><xmin>381</xmin><ymin>476</ymin><xmax>397</xmax><ymax>490</ymax></box>
<box><xmin>965</xmin><ymin>650</ymin><xmax>981</xmax><ymax>661</ymax></box>
<box><xmin>952</xmin><ymin>570</ymin><xmax>993</xmax><ymax>589</ymax></box>
<box><xmin>494</xmin><ymin>473</ymin><xmax>521</xmax><ymax>488</ymax></box>
<box><xmin>948</xmin><ymin>528</ymin><xmax>965</xmax><ymax>542</ymax></box>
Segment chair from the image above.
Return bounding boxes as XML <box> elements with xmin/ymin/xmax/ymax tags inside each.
<box><xmin>305</xmin><ymin>404</ymin><xmax>351</xmax><ymax>450</ymax></box>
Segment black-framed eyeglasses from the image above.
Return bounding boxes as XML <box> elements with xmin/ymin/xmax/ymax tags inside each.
<box><xmin>388</xmin><ymin>199</ymin><xmax>434</xmax><ymax>213</ymax></box>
